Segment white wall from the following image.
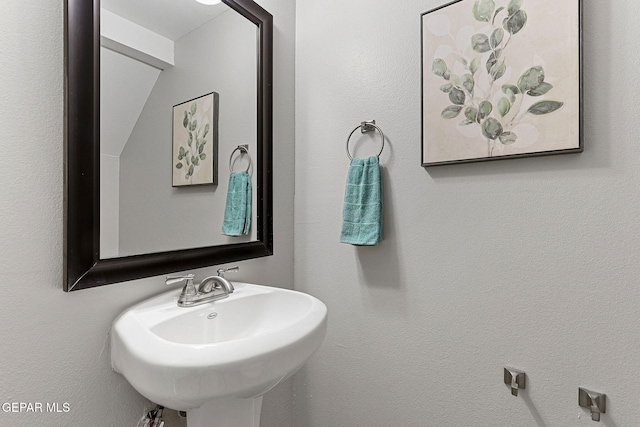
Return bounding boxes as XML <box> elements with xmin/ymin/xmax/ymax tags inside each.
<box><xmin>294</xmin><ymin>0</ymin><xmax>640</xmax><ymax>426</ymax></box>
<box><xmin>100</xmin><ymin>46</ymin><xmax>162</xmax><ymax>258</ymax></box>
<box><xmin>100</xmin><ymin>153</ymin><xmax>120</xmax><ymax>257</ymax></box>
<box><xmin>100</xmin><ymin>8</ymin><xmax>175</xmax><ymax>69</ymax></box>
<box><xmin>0</xmin><ymin>0</ymin><xmax>294</xmax><ymax>426</ymax></box>
<box><xmin>100</xmin><ymin>47</ymin><xmax>162</xmax><ymax>161</ymax></box>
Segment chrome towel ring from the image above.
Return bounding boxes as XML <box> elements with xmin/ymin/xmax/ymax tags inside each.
<box><xmin>229</xmin><ymin>145</ymin><xmax>252</xmax><ymax>173</ymax></box>
<box><xmin>346</xmin><ymin>120</ymin><xmax>385</xmax><ymax>160</ymax></box>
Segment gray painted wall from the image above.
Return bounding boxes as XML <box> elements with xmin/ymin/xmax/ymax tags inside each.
<box><xmin>0</xmin><ymin>0</ymin><xmax>294</xmax><ymax>426</ymax></box>
<box><xmin>100</xmin><ymin>45</ymin><xmax>161</xmax><ymax>258</ymax></box>
<box><xmin>119</xmin><ymin>8</ymin><xmax>258</xmax><ymax>256</ymax></box>
<box><xmin>294</xmin><ymin>0</ymin><xmax>640</xmax><ymax>426</ymax></box>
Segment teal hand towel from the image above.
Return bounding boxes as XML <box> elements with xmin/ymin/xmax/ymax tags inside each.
<box><xmin>222</xmin><ymin>171</ymin><xmax>251</xmax><ymax>236</ymax></box>
<box><xmin>340</xmin><ymin>156</ymin><xmax>383</xmax><ymax>246</ymax></box>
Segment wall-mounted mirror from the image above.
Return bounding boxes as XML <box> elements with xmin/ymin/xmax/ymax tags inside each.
<box><xmin>64</xmin><ymin>0</ymin><xmax>273</xmax><ymax>291</ymax></box>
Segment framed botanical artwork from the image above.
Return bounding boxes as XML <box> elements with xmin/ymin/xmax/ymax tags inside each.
<box><xmin>172</xmin><ymin>92</ymin><xmax>219</xmax><ymax>186</ymax></box>
<box><xmin>421</xmin><ymin>0</ymin><xmax>582</xmax><ymax>166</ymax></box>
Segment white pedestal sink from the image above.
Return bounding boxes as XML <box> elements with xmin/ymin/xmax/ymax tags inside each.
<box><xmin>111</xmin><ymin>282</ymin><xmax>327</xmax><ymax>427</ymax></box>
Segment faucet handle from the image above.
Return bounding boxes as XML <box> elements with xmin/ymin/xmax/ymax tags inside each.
<box><xmin>166</xmin><ymin>274</ymin><xmax>197</xmax><ymax>297</ymax></box>
<box><xmin>165</xmin><ymin>274</ymin><xmax>195</xmax><ymax>286</ymax></box>
<box><xmin>217</xmin><ymin>266</ymin><xmax>239</xmax><ymax>278</ymax></box>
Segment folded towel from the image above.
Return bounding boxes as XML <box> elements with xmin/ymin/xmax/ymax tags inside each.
<box><xmin>340</xmin><ymin>156</ymin><xmax>383</xmax><ymax>246</ymax></box>
<box><xmin>222</xmin><ymin>171</ymin><xmax>251</xmax><ymax>236</ymax></box>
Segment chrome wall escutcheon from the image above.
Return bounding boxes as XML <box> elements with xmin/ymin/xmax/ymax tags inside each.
<box><xmin>360</xmin><ymin>120</ymin><xmax>376</xmax><ymax>133</ymax></box>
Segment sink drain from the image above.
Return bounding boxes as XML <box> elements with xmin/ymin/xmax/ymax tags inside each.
<box><xmin>207</xmin><ymin>312</ymin><xmax>218</xmax><ymax>319</ymax></box>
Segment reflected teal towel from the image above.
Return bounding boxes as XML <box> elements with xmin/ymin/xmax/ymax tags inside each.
<box><xmin>340</xmin><ymin>156</ymin><xmax>383</xmax><ymax>246</ymax></box>
<box><xmin>222</xmin><ymin>171</ymin><xmax>251</xmax><ymax>236</ymax></box>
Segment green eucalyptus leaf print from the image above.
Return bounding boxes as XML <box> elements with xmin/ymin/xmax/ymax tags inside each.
<box><xmin>503</xmin><ymin>9</ymin><xmax>527</xmax><ymax>34</ymax></box>
<box><xmin>429</xmin><ymin>0</ymin><xmax>568</xmax><ymax>158</ymax></box>
<box><xmin>491</xmin><ymin>62</ymin><xmax>506</xmax><ymax>81</ymax></box>
<box><xmin>518</xmin><ymin>66</ymin><xmax>545</xmax><ymax>93</ymax></box>
<box><xmin>497</xmin><ymin>97</ymin><xmax>511</xmax><ymax>117</ymax></box>
<box><xmin>465</xmin><ymin>106</ymin><xmax>479</xmax><ymax>122</ymax></box>
<box><xmin>499</xmin><ymin>132</ymin><xmax>518</xmax><ymax>145</ymax></box>
<box><xmin>492</xmin><ymin>7</ymin><xmax>505</xmax><ymax>25</ymax></box>
<box><xmin>502</xmin><ymin>84</ymin><xmax>520</xmax><ymax>95</ymax></box>
<box><xmin>442</xmin><ymin>105</ymin><xmax>463</xmax><ymax>119</ymax></box>
<box><xmin>473</xmin><ymin>0</ymin><xmax>496</xmax><ymax>22</ymax></box>
<box><xmin>449</xmin><ymin>87</ymin><xmax>466</xmax><ymax>105</ymax></box>
<box><xmin>482</xmin><ymin>117</ymin><xmax>503</xmax><ymax>140</ymax></box>
<box><xmin>486</xmin><ymin>49</ymin><xmax>502</xmax><ymax>74</ymax></box>
<box><xmin>462</xmin><ymin>74</ymin><xmax>475</xmax><ymax>93</ymax></box>
<box><xmin>471</xmin><ymin>34</ymin><xmax>492</xmax><ymax>53</ymax></box>
<box><xmin>432</xmin><ymin>59</ymin><xmax>448</xmax><ymax>77</ymax></box>
<box><xmin>175</xmin><ymin>96</ymin><xmax>214</xmax><ymax>183</ymax></box>
<box><xmin>527</xmin><ymin>101</ymin><xmax>564</xmax><ymax>115</ymax></box>
<box><xmin>527</xmin><ymin>82</ymin><xmax>553</xmax><ymax>96</ymax></box>
<box><xmin>490</xmin><ymin>28</ymin><xmax>504</xmax><ymax>48</ymax></box>
<box><xmin>507</xmin><ymin>0</ymin><xmax>524</xmax><ymax>15</ymax></box>
<box><xmin>440</xmin><ymin>83</ymin><xmax>454</xmax><ymax>93</ymax></box>
<box><xmin>478</xmin><ymin>101</ymin><xmax>493</xmax><ymax>119</ymax></box>
<box><xmin>469</xmin><ymin>58</ymin><xmax>480</xmax><ymax>74</ymax></box>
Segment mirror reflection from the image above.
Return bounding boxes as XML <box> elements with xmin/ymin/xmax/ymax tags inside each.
<box><xmin>99</xmin><ymin>0</ymin><xmax>258</xmax><ymax>258</ymax></box>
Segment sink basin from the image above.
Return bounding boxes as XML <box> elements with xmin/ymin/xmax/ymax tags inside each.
<box><xmin>111</xmin><ymin>282</ymin><xmax>327</xmax><ymax>427</ymax></box>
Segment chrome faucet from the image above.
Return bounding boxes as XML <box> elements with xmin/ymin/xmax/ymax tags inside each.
<box><xmin>166</xmin><ymin>267</ymin><xmax>238</xmax><ymax>307</ymax></box>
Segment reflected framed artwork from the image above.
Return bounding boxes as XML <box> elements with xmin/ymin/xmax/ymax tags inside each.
<box><xmin>421</xmin><ymin>0</ymin><xmax>582</xmax><ymax>166</ymax></box>
<box><xmin>172</xmin><ymin>92</ymin><xmax>219</xmax><ymax>186</ymax></box>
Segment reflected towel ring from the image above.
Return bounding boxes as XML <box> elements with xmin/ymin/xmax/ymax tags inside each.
<box><xmin>229</xmin><ymin>145</ymin><xmax>252</xmax><ymax>173</ymax></box>
<box><xmin>346</xmin><ymin>120</ymin><xmax>385</xmax><ymax>160</ymax></box>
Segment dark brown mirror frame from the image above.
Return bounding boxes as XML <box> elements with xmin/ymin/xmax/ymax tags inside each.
<box><xmin>64</xmin><ymin>0</ymin><xmax>273</xmax><ymax>291</ymax></box>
